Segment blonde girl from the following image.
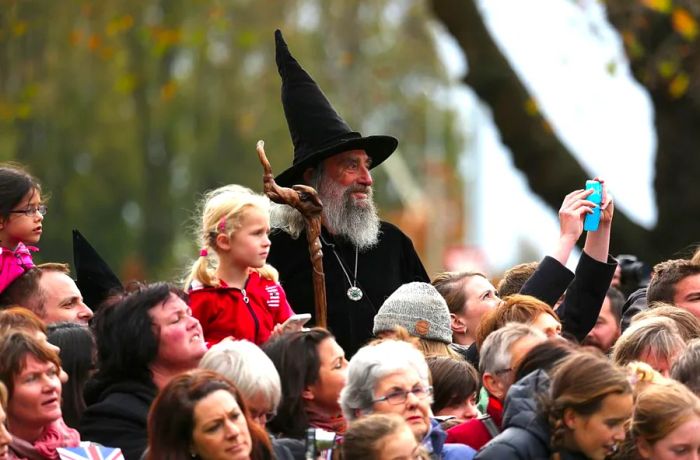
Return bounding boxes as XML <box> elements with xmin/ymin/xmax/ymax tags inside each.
<box><xmin>186</xmin><ymin>185</ymin><xmax>294</xmax><ymax>345</ymax></box>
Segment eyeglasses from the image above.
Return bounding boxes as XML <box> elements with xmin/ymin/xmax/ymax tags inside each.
<box><xmin>493</xmin><ymin>367</ymin><xmax>514</xmax><ymax>376</ymax></box>
<box><xmin>250</xmin><ymin>409</ymin><xmax>277</xmax><ymax>424</ymax></box>
<box><xmin>372</xmin><ymin>386</ymin><xmax>433</xmax><ymax>405</ymax></box>
<box><xmin>9</xmin><ymin>205</ymin><xmax>47</xmax><ymax>217</ymax></box>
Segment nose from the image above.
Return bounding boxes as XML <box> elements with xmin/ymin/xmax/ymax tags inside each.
<box><xmin>187</xmin><ymin>315</ymin><xmax>201</xmax><ymax>331</ymax></box>
<box><xmin>462</xmin><ymin>402</ymin><xmax>479</xmax><ymax>420</ymax></box>
<box><xmin>223</xmin><ymin>419</ymin><xmax>240</xmax><ymax>439</ymax></box>
<box><xmin>405</xmin><ymin>391</ymin><xmax>419</xmax><ymax>408</ymax></box>
<box><xmin>262</xmin><ymin>234</ymin><xmax>271</xmax><ymax>247</ymax></box>
<box><xmin>612</xmin><ymin>426</ymin><xmax>626</xmax><ymax>442</ymax></box>
<box><xmin>253</xmin><ymin>413</ymin><xmax>267</xmax><ymax>426</ymax></box>
<box><xmin>43</xmin><ymin>374</ymin><xmax>61</xmax><ymax>393</ymax></box>
<box><xmin>0</xmin><ymin>422</ymin><xmax>11</xmax><ymax>445</ymax></box>
<box><xmin>357</xmin><ymin>164</ymin><xmax>372</xmax><ymax>186</ymax></box>
<box><xmin>59</xmin><ymin>368</ymin><xmax>69</xmax><ymax>384</ymax></box>
<box><xmin>78</xmin><ymin>302</ymin><xmax>93</xmax><ymax>321</ymax></box>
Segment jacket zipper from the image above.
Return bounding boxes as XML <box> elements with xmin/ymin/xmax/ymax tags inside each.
<box><xmin>240</xmin><ymin>283</ymin><xmax>260</xmax><ymax>342</ymax></box>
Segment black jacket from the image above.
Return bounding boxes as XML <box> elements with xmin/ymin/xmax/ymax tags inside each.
<box><xmin>521</xmin><ymin>252</ymin><xmax>618</xmax><ymax>342</ymax></box>
<box><xmin>268</xmin><ymin>221</ymin><xmax>428</xmax><ymax>356</ymax></box>
<box><xmin>79</xmin><ymin>379</ymin><xmax>157</xmax><ymax>460</ymax></box>
<box><xmin>476</xmin><ymin>369</ymin><xmax>552</xmax><ymax>459</ymax></box>
<box><xmin>476</xmin><ymin>370</ymin><xmax>590</xmax><ymax>460</ymax></box>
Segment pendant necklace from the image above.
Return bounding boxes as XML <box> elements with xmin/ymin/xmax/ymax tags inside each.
<box><xmin>320</xmin><ymin>236</ymin><xmax>363</xmax><ymax>301</ymax></box>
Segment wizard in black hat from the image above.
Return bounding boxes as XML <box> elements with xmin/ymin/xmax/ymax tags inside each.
<box><xmin>267</xmin><ymin>30</ymin><xmax>429</xmax><ymax>357</ymax></box>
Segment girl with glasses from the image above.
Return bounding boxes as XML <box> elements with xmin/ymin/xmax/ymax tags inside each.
<box><xmin>0</xmin><ymin>163</ymin><xmax>45</xmax><ymax>295</ymax></box>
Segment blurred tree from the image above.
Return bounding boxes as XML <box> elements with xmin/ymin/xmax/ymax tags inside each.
<box><xmin>0</xmin><ymin>0</ymin><xmax>463</xmax><ymax>280</ymax></box>
<box><xmin>430</xmin><ymin>0</ymin><xmax>700</xmax><ymax>264</ymax></box>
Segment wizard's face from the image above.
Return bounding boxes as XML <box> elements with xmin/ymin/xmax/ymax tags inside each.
<box><xmin>320</xmin><ymin>149</ymin><xmax>374</xmax><ymax>208</ymax></box>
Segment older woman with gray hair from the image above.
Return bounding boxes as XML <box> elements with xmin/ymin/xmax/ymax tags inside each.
<box><xmin>199</xmin><ymin>339</ymin><xmax>281</xmax><ymax>426</ymax></box>
<box><xmin>339</xmin><ymin>340</ymin><xmax>475</xmax><ymax>459</ymax></box>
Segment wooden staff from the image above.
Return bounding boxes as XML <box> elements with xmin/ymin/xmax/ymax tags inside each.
<box><xmin>256</xmin><ymin>140</ymin><xmax>327</xmax><ymax>328</ymax></box>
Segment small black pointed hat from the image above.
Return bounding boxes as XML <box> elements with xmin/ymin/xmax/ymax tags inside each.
<box><xmin>72</xmin><ymin>229</ymin><xmax>123</xmax><ymax>310</ymax></box>
<box><xmin>274</xmin><ymin>29</ymin><xmax>398</xmax><ymax>187</ymax></box>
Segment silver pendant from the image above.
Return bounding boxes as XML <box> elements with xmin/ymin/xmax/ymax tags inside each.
<box><xmin>347</xmin><ymin>286</ymin><xmax>363</xmax><ymax>301</ymax></box>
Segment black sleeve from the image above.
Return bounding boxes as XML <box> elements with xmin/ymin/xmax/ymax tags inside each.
<box><xmin>519</xmin><ymin>256</ymin><xmax>574</xmax><ymax>306</ymax></box>
<box><xmin>557</xmin><ymin>252</ymin><xmax>618</xmax><ymax>342</ymax></box>
<box><xmin>79</xmin><ymin>396</ymin><xmax>149</xmax><ymax>460</ymax></box>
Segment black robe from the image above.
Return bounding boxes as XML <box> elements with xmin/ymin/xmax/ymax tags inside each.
<box><xmin>268</xmin><ymin>221</ymin><xmax>429</xmax><ymax>356</ymax></box>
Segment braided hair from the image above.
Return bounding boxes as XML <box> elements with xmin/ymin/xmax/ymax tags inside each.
<box><xmin>541</xmin><ymin>351</ymin><xmax>632</xmax><ymax>455</ymax></box>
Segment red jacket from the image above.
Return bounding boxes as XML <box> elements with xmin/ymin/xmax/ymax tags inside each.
<box><xmin>445</xmin><ymin>394</ymin><xmax>503</xmax><ymax>450</ymax></box>
<box><xmin>189</xmin><ymin>272</ymin><xmax>294</xmax><ymax>346</ymax></box>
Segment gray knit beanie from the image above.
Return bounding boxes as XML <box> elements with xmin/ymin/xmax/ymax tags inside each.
<box><xmin>373</xmin><ymin>282</ymin><xmax>452</xmax><ymax>344</ymax></box>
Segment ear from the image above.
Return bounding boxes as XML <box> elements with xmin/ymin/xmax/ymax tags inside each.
<box><xmin>302</xmin><ymin>167</ymin><xmax>315</xmax><ymax>184</ymax></box>
<box><xmin>482</xmin><ymin>373</ymin><xmax>505</xmax><ymax>401</ymax></box>
<box><xmin>562</xmin><ymin>407</ymin><xmax>578</xmax><ymax>430</ymax></box>
<box><xmin>301</xmin><ymin>385</ymin><xmax>315</xmax><ymax>402</ymax></box>
<box><xmin>215</xmin><ymin>233</ymin><xmax>231</xmax><ymax>251</ymax></box>
<box><xmin>636</xmin><ymin>436</ymin><xmax>652</xmax><ymax>459</ymax></box>
<box><xmin>450</xmin><ymin>313</ymin><xmax>466</xmax><ymax>335</ymax></box>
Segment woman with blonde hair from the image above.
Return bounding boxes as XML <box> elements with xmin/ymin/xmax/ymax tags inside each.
<box><xmin>612</xmin><ymin>316</ymin><xmax>685</xmax><ymax>377</ymax></box>
<box><xmin>627</xmin><ymin>381</ymin><xmax>700</xmax><ymax>459</ymax></box>
<box><xmin>186</xmin><ymin>185</ymin><xmax>295</xmax><ymax>346</ymax></box>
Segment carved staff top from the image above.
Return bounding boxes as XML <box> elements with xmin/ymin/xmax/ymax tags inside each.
<box><xmin>256</xmin><ymin>140</ymin><xmax>327</xmax><ymax>328</ymax></box>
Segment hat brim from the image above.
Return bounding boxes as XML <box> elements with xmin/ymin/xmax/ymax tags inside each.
<box><xmin>274</xmin><ymin>135</ymin><xmax>398</xmax><ymax>187</ymax></box>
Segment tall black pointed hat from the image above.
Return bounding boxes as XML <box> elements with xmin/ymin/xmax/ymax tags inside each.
<box><xmin>274</xmin><ymin>29</ymin><xmax>398</xmax><ymax>187</ymax></box>
<box><xmin>72</xmin><ymin>229</ymin><xmax>123</xmax><ymax>310</ymax></box>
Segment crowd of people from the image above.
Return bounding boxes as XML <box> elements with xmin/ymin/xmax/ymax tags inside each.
<box><xmin>1</xmin><ymin>29</ymin><xmax>699</xmax><ymax>460</ymax></box>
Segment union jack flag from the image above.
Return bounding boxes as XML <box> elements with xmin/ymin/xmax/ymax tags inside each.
<box><xmin>57</xmin><ymin>444</ymin><xmax>125</xmax><ymax>460</ymax></box>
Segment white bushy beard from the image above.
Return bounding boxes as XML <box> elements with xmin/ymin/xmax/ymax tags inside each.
<box><xmin>270</xmin><ymin>169</ymin><xmax>381</xmax><ymax>251</ymax></box>
<box><xmin>313</xmin><ymin>172</ymin><xmax>380</xmax><ymax>251</ymax></box>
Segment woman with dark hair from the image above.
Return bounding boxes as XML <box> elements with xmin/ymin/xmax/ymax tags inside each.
<box><xmin>79</xmin><ymin>282</ymin><xmax>207</xmax><ymax>460</ymax></box>
<box><xmin>147</xmin><ymin>369</ymin><xmax>273</xmax><ymax>460</ymax></box>
<box><xmin>512</xmin><ymin>338</ymin><xmax>578</xmax><ymax>383</ymax></box>
<box><xmin>262</xmin><ymin>328</ymin><xmax>347</xmax><ymax>456</ymax></box>
<box><xmin>0</xmin><ymin>330</ymin><xmax>81</xmax><ymax>459</ymax></box>
<box><xmin>47</xmin><ymin>322</ymin><xmax>96</xmax><ymax>428</ymax></box>
<box><xmin>427</xmin><ymin>357</ymin><xmax>480</xmax><ymax>429</ymax></box>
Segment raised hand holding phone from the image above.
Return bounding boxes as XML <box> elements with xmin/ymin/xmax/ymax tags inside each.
<box><xmin>583</xmin><ymin>180</ymin><xmax>603</xmax><ymax>232</ymax></box>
